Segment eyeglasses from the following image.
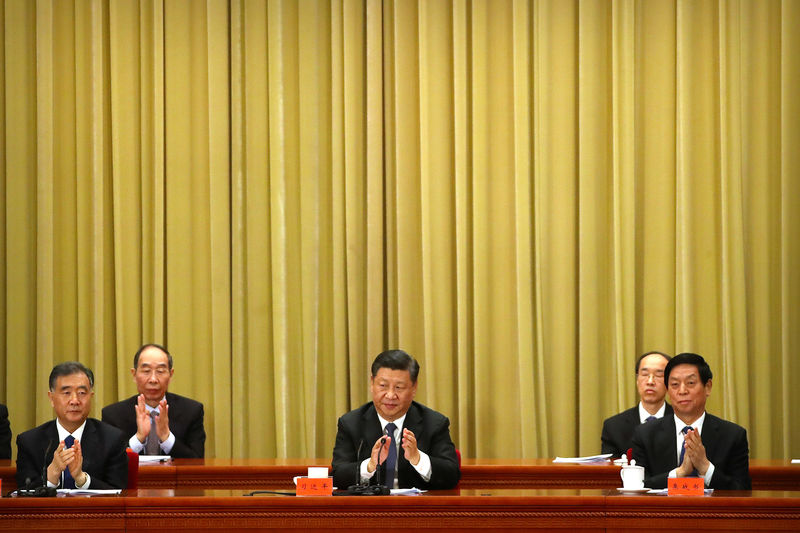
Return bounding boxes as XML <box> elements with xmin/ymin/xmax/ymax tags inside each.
<box><xmin>637</xmin><ymin>371</ymin><xmax>664</xmax><ymax>380</ymax></box>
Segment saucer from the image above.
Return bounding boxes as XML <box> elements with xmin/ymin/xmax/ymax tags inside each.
<box><xmin>616</xmin><ymin>487</ymin><xmax>650</xmax><ymax>493</ymax></box>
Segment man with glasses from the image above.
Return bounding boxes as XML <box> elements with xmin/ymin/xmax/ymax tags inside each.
<box><xmin>601</xmin><ymin>351</ymin><xmax>673</xmax><ymax>459</ymax></box>
<box><xmin>102</xmin><ymin>344</ymin><xmax>205</xmax><ymax>458</ymax></box>
<box><xmin>16</xmin><ymin>361</ymin><xmax>127</xmax><ymax>489</ymax></box>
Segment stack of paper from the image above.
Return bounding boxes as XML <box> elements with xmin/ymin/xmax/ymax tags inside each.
<box><xmin>553</xmin><ymin>454</ymin><xmax>613</xmax><ymax>463</ymax></box>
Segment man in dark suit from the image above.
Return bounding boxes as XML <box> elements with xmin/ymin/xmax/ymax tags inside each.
<box><xmin>0</xmin><ymin>403</ymin><xmax>11</xmax><ymax>459</ymax></box>
<box><xmin>102</xmin><ymin>344</ymin><xmax>205</xmax><ymax>458</ymax></box>
<box><xmin>632</xmin><ymin>352</ymin><xmax>750</xmax><ymax>490</ymax></box>
<box><xmin>332</xmin><ymin>350</ymin><xmax>460</xmax><ymax>490</ymax></box>
<box><xmin>601</xmin><ymin>351</ymin><xmax>673</xmax><ymax>458</ymax></box>
<box><xmin>15</xmin><ymin>362</ymin><xmax>127</xmax><ymax>489</ymax></box>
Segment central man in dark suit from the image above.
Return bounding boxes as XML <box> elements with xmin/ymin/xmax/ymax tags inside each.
<box><xmin>16</xmin><ymin>361</ymin><xmax>127</xmax><ymax>489</ymax></box>
<box><xmin>632</xmin><ymin>352</ymin><xmax>751</xmax><ymax>489</ymax></box>
<box><xmin>102</xmin><ymin>344</ymin><xmax>205</xmax><ymax>458</ymax></box>
<box><xmin>601</xmin><ymin>351</ymin><xmax>673</xmax><ymax>458</ymax></box>
<box><xmin>332</xmin><ymin>350</ymin><xmax>460</xmax><ymax>490</ymax></box>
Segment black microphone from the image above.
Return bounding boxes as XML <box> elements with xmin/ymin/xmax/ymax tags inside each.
<box><xmin>375</xmin><ymin>427</ymin><xmax>390</xmax><ymax>488</ymax></box>
<box><xmin>18</xmin><ymin>439</ymin><xmax>57</xmax><ymax>497</ymax></box>
<box><xmin>340</xmin><ymin>436</ymin><xmax>389</xmax><ymax>495</ymax></box>
<box><xmin>344</xmin><ymin>439</ymin><xmax>365</xmax><ymax>494</ymax></box>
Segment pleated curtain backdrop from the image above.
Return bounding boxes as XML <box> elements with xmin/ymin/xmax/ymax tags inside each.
<box><xmin>1</xmin><ymin>0</ymin><xmax>798</xmax><ymax>460</ymax></box>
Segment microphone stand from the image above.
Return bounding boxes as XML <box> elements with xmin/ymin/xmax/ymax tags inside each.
<box><xmin>340</xmin><ymin>437</ymin><xmax>390</xmax><ymax>496</ymax></box>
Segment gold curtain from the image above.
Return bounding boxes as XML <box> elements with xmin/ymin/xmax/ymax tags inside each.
<box><xmin>1</xmin><ymin>0</ymin><xmax>798</xmax><ymax>460</ymax></box>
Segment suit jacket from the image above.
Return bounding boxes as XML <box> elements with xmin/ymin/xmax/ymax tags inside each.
<box><xmin>601</xmin><ymin>403</ymin><xmax>674</xmax><ymax>458</ymax></box>
<box><xmin>331</xmin><ymin>401</ymin><xmax>461</xmax><ymax>490</ymax></box>
<box><xmin>0</xmin><ymin>403</ymin><xmax>11</xmax><ymax>460</ymax></box>
<box><xmin>631</xmin><ymin>412</ymin><xmax>751</xmax><ymax>490</ymax></box>
<box><xmin>15</xmin><ymin>418</ymin><xmax>128</xmax><ymax>489</ymax></box>
<box><xmin>101</xmin><ymin>392</ymin><xmax>205</xmax><ymax>458</ymax></box>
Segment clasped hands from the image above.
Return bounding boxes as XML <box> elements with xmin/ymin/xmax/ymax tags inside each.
<box><xmin>676</xmin><ymin>428</ymin><xmax>710</xmax><ymax>477</ymax></box>
<box><xmin>135</xmin><ymin>394</ymin><xmax>170</xmax><ymax>444</ymax></box>
<box><xmin>366</xmin><ymin>428</ymin><xmax>420</xmax><ymax>473</ymax></box>
<box><xmin>47</xmin><ymin>440</ymin><xmax>87</xmax><ymax>487</ymax></box>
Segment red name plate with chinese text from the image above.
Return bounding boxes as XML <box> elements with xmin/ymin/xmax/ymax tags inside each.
<box><xmin>296</xmin><ymin>476</ymin><xmax>333</xmax><ymax>496</ymax></box>
<box><xmin>668</xmin><ymin>477</ymin><xmax>704</xmax><ymax>495</ymax></box>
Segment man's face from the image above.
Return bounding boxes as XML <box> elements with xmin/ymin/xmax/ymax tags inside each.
<box><xmin>132</xmin><ymin>346</ymin><xmax>174</xmax><ymax>405</ymax></box>
<box><xmin>667</xmin><ymin>363</ymin><xmax>712</xmax><ymax>422</ymax></box>
<box><xmin>636</xmin><ymin>354</ymin><xmax>669</xmax><ymax>406</ymax></box>
<box><xmin>48</xmin><ymin>372</ymin><xmax>93</xmax><ymax>431</ymax></box>
<box><xmin>370</xmin><ymin>367</ymin><xmax>417</xmax><ymax>422</ymax></box>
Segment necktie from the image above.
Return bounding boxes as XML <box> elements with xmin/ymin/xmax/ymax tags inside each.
<box><xmin>679</xmin><ymin>426</ymin><xmax>692</xmax><ymax>465</ymax></box>
<box><xmin>63</xmin><ymin>435</ymin><xmax>76</xmax><ymax>488</ymax></box>
<box><xmin>645</xmin><ymin>416</ymin><xmax>657</xmax><ymax>423</ymax></box>
<box><xmin>145</xmin><ymin>410</ymin><xmax>160</xmax><ymax>455</ymax></box>
<box><xmin>383</xmin><ymin>422</ymin><xmax>397</xmax><ymax>488</ymax></box>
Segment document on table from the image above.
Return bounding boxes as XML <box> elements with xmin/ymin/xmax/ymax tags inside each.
<box><xmin>553</xmin><ymin>453</ymin><xmax>612</xmax><ymax>463</ymax></box>
<box><xmin>390</xmin><ymin>487</ymin><xmax>427</xmax><ymax>495</ymax></box>
<box><xmin>791</xmin><ymin>459</ymin><xmax>800</xmax><ymax>464</ymax></box>
<box><xmin>57</xmin><ymin>489</ymin><xmax>122</xmax><ymax>495</ymax></box>
<box><xmin>138</xmin><ymin>455</ymin><xmax>172</xmax><ymax>464</ymax></box>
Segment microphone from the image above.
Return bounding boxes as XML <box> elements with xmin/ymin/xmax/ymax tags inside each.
<box><xmin>340</xmin><ymin>435</ymin><xmax>389</xmax><ymax>495</ymax></box>
<box><xmin>18</xmin><ymin>439</ymin><xmax>57</xmax><ymax>497</ymax></box>
<box><xmin>353</xmin><ymin>439</ymin><xmax>364</xmax><ymax>487</ymax></box>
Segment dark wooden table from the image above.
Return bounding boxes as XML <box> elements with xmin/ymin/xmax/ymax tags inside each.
<box><xmin>3</xmin><ymin>458</ymin><xmax>799</xmax><ymax>492</ymax></box>
<box><xmin>2</xmin><ymin>487</ymin><xmax>799</xmax><ymax>532</ymax></box>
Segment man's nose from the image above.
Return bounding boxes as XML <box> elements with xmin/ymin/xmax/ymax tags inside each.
<box><xmin>646</xmin><ymin>374</ymin><xmax>655</xmax><ymax>384</ymax></box>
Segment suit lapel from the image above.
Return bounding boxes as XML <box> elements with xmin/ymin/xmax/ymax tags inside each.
<box><xmin>361</xmin><ymin>405</ymin><xmax>384</xmax><ymax>449</ymax></box>
<box><xmin>701</xmin><ymin>413</ymin><xmax>719</xmax><ymax>462</ymax></box>
<box><xmin>656</xmin><ymin>417</ymin><xmax>677</xmax><ymax>470</ymax></box>
<box><xmin>80</xmin><ymin>419</ymin><xmax>99</xmax><ymax>471</ymax></box>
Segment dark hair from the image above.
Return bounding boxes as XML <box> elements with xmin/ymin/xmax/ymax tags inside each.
<box><xmin>635</xmin><ymin>351</ymin><xmax>672</xmax><ymax>374</ymax></box>
<box><xmin>48</xmin><ymin>361</ymin><xmax>94</xmax><ymax>391</ymax></box>
<box><xmin>664</xmin><ymin>352</ymin><xmax>713</xmax><ymax>385</ymax></box>
<box><xmin>371</xmin><ymin>350</ymin><xmax>420</xmax><ymax>383</ymax></box>
<box><xmin>133</xmin><ymin>343</ymin><xmax>173</xmax><ymax>370</ymax></box>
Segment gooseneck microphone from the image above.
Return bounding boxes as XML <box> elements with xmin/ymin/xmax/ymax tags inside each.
<box><xmin>340</xmin><ymin>435</ymin><xmax>389</xmax><ymax>495</ymax></box>
<box><xmin>17</xmin><ymin>439</ymin><xmax>57</xmax><ymax>497</ymax></box>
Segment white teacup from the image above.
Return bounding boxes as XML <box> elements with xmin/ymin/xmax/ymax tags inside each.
<box><xmin>620</xmin><ymin>463</ymin><xmax>645</xmax><ymax>489</ymax></box>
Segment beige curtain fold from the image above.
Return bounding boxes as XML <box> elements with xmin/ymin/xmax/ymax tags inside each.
<box><xmin>1</xmin><ymin>0</ymin><xmax>798</xmax><ymax>460</ymax></box>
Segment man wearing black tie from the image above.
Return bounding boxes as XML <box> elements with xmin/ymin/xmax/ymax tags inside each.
<box><xmin>601</xmin><ymin>351</ymin><xmax>673</xmax><ymax>458</ymax></box>
<box><xmin>632</xmin><ymin>352</ymin><xmax>751</xmax><ymax>489</ymax></box>
<box><xmin>15</xmin><ymin>362</ymin><xmax>127</xmax><ymax>489</ymax></box>
<box><xmin>331</xmin><ymin>350</ymin><xmax>460</xmax><ymax>490</ymax></box>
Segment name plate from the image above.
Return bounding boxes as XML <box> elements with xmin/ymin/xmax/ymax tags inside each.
<box><xmin>668</xmin><ymin>477</ymin><xmax>704</xmax><ymax>495</ymax></box>
<box><xmin>296</xmin><ymin>476</ymin><xmax>333</xmax><ymax>496</ymax></box>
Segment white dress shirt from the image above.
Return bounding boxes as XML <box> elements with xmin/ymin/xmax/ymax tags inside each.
<box><xmin>638</xmin><ymin>401</ymin><xmax>667</xmax><ymax>424</ymax></box>
<box><xmin>48</xmin><ymin>419</ymin><xmax>91</xmax><ymax>489</ymax></box>
<box><xmin>668</xmin><ymin>412</ymin><xmax>715</xmax><ymax>486</ymax></box>
<box><xmin>359</xmin><ymin>413</ymin><xmax>432</xmax><ymax>488</ymax></box>
<box><xmin>127</xmin><ymin>399</ymin><xmax>176</xmax><ymax>454</ymax></box>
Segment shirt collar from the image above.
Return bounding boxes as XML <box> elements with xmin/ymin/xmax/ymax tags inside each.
<box><xmin>638</xmin><ymin>401</ymin><xmax>667</xmax><ymax>423</ymax></box>
<box><xmin>377</xmin><ymin>413</ymin><xmax>406</xmax><ymax>435</ymax></box>
<box><xmin>144</xmin><ymin>397</ymin><xmax>166</xmax><ymax>414</ymax></box>
<box><xmin>55</xmin><ymin>418</ymin><xmax>87</xmax><ymax>442</ymax></box>
<box><xmin>673</xmin><ymin>411</ymin><xmax>706</xmax><ymax>437</ymax></box>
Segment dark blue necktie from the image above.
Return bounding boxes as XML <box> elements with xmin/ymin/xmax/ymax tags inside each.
<box><xmin>63</xmin><ymin>435</ymin><xmax>76</xmax><ymax>488</ymax></box>
<box><xmin>679</xmin><ymin>426</ymin><xmax>692</xmax><ymax>466</ymax></box>
<box><xmin>383</xmin><ymin>423</ymin><xmax>397</xmax><ymax>488</ymax></box>
<box><xmin>645</xmin><ymin>416</ymin><xmax>657</xmax><ymax>423</ymax></box>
